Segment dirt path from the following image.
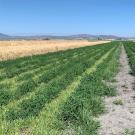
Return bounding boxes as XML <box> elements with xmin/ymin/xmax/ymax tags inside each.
<box><xmin>98</xmin><ymin>45</ymin><xmax>135</xmax><ymax>135</ymax></box>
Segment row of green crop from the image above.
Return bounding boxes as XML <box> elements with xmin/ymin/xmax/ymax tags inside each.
<box><xmin>0</xmin><ymin>42</ymin><xmax>119</xmax><ymax>135</ymax></box>
<box><xmin>54</xmin><ymin>44</ymin><xmax>120</xmax><ymax>135</ymax></box>
<box><xmin>123</xmin><ymin>41</ymin><xmax>135</xmax><ymax>75</ymax></box>
<box><xmin>0</xmin><ymin>46</ymin><xmax>103</xmax><ymax>107</ymax></box>
<box><xmin>0</xmin><ymin>44</ymin><xmax>110</xmax><ymax>102</ymax></box>
<box><xmin>0</xmin><ymin>47</ymin><xmax>90</xmax><ymax>80</ymax></box>
<box><xmin>0</xmin><ymin>44</ymin><xmax>105</xmax><ymax>92</ymax></box>
<box><xmin>0</xmin><ymin>43</ymin><xmax>106</xmax><ymax>80</ymax></box>
<box><xmin>0</xmin><ymin>48</ymin><xmax>88</xmax><ymax>91</ymax></box>
<box><xmin>29</xmin><ymin>44</ymin><xmax>119</xmax><ymax>135</ymax></box>
<box><xmin>4</xmin><ymin>44</ymin><xmax>113</xmax><ymax>121</ymax></box>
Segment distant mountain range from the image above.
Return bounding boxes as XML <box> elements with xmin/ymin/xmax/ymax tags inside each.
<box><xmin>0</xmin><ymin>33</ymin><xmax>132</xmax><ymax>40</ymax></box>
<box><xmin>69</xmin><ymin>34</ymin><xmax>121</xmax><ymax>40</ymax></box>
<box><xmin>0</xmin><ymin>33</ymin><xmax>11</xmax><ymax>39</ymax></box>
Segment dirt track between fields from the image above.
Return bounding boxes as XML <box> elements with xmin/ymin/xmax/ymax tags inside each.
<box><xmin>98</xmin><ymin>45</ymin><xmax>135</xmax><ymax>135</ymax></box>
<box><xmin>0</xmin><ymin>40</ymin><xmax>109</xmax><ymax>61</ymax></box>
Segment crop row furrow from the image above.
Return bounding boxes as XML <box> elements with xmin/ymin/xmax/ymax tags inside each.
<box><xmin>57</xmin><ymin>45</ymin><xmax>119</xmax><ymax>135</ymax></box>
<box><xmin>0</xmin><ymin>49</ymin><xmax>91</xmax><ymax>81</ymax></box>
<box><xmin>0</xmin><ymin>43</ymin><xmax>104</xmax><ymax>78</ymax></box>
<box><xmin>29</xmin><ymin>45</ymin><xmax>118</xmax><ymax>135</ymax></box>
<box><xmin>0</xmin><ymin>48</ymin><xmax>103</xmax><ymax>107</ymax></box>
<box><xmin>4</xmin><ymin>45</ymin><xmax>113</xmax><ymax>121</ymax></box>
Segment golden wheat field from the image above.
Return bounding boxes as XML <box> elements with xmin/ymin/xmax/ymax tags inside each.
<box><xmin>0</xmin><ymin>40</ymin><xmax>109</xmax><ymax>61</ymax></box>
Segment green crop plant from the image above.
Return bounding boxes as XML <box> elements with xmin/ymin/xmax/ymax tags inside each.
<box><xmin>124</xmin><ymin>41</ymin><xmax>135</xmax><ymax>75</ymax></box>
<box><xmin>0</xmin><ymin>41</ymin><xmax>122</xmax><ymax>135</ymax></box>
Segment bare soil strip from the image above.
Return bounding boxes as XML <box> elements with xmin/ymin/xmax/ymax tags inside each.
<box><xmin>98</xmin><ymin>45</ymin><xmax>135</xmax><ymax>135</ymax></box>
<box><xmin>0</xmin><ymin>40</ymin><xmax>109</xmax><ymax>61</ymax></box>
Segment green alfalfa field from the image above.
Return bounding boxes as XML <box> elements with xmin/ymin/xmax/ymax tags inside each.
<box><xmin>0</xmin><ymin>41</ymin><xmax>135</xmax><ymax>135</ymax></box>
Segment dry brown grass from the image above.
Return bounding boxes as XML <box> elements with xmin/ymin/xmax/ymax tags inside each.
<box><xmin>0</xmin><ymin>40</ymin><xmax>110</xmax><ymax>61</ymax></box>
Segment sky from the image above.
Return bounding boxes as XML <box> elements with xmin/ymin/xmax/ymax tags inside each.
<box><xmin>0</xmin><ymin>0</ymin><xmax>135</xmax><ymax>37</ymax></box>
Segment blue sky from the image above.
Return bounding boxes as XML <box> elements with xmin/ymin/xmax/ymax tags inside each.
<box><xmin>0</xmin><ymin>0</ymin><xmax>135</xmax><ymax>36</ymax></box>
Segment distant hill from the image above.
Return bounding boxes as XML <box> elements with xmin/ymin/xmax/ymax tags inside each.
<box><xmin>0</xmin><ymin>33</ymin><xmax>129</xmax><ymax>40</ymax></box>
<box><xmin>69</xmin><ymin>34</ymin><xmax>120</xmax><ymax>40</ymax></box>
<box><xmin>0</xmin><ymin>33</ymin><xmax>11</xmax><ymax>39</ymax></box>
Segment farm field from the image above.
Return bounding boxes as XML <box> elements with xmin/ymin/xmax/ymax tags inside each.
<box><xmin>0</xmin><ymin>41</ymin><xmax>135</xmax><ymax>135</ymax></box>
<box><xmin>124</xmin><ymin>41</ymin><xmax>135</xmax><ymax>75</ymax></box>
<box><xmin>0</xmin><ymin>40</ymin><xmax>109</xmax><ymax>61</ymax></box>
